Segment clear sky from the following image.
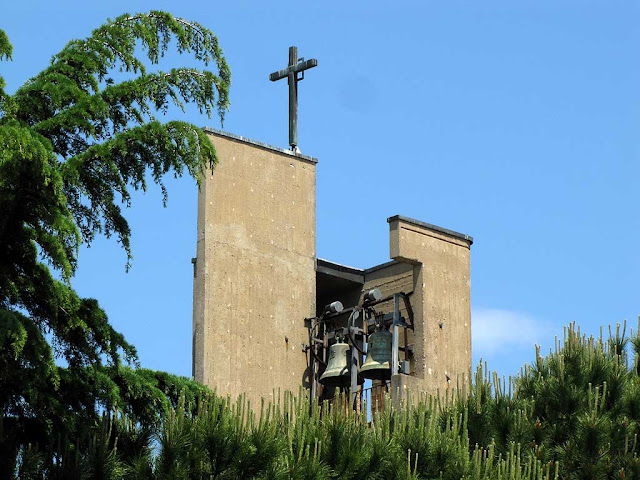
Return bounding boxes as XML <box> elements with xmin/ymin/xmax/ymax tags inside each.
<box><xmin>3</xmin><ymin>1</ymin><xmax>638</xmax><ymax>380</ymax></box>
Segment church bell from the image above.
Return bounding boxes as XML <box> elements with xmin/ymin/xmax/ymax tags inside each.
<box><xmin>319</xmin><ymin>342</ymin><xmax>351</xmax><ymax>387</ymax></box>
<box><xmin>360</xmin><ymin>329</ymin><xmax>392</xmax><ymax>381</ymax></box>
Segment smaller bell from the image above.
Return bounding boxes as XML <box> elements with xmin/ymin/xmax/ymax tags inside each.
<box><xmin>319</xmin><ymin>342</ymin><xmax>351</xmax><ymax>387</ymax></box>
<box><xmin>360</xmin><ymin>329</ymin><xmax>392</xmax><ymax>381</ymax></box>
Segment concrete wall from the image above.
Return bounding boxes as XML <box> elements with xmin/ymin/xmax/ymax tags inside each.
<box><xmin>388</xmin><ymin>215</ymin><xmax>472</xmax><ymax>396</ymax></box>
<box><xmin>192</xmin><ymin>129</ymin><xmax>317</xmax><ymax>406</ymax></box>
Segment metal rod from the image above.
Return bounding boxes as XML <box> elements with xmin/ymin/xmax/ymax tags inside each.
<box><xmin>350</xmin><ymin>344</ymin><xmax>358</xmax><ymax>410</ymax></box>
<box><xmin>365</xmin><ymin>293</ymin><xmax>395</xmax><ymax>308</ymax></box>
<box><xmin>310</xmin><ymin>317</ymin><xmax>317</xmax><ymax>405</ymax></box>
<box><xmin>363</xmin><ymin>291</ymin><xmax>414</xmax><ymax>309</ymax></box>
<box><xmin>348</xmin><ymin>309</ymin><xmax>366</xmax><ymax>355</ymax></box>
<box><xmin>321</xmin><ymin>292</ymin><xmax>414</xmax><ymax>322</ymax></box>
<box><xmin>403</xmin><ymin>321</ymin><xmax>409</xmax><ymax>362</ymax></box>
<box><xmin>321</xmin><ymin>305</ymin><xmax>357</xmax><ymax>321</ymax></box>
<box><xmin>391</xmin><ymin>294</ymin><xmax>400</xmax><ymax>376</ymax></box>
<box><xmin>321</xmin><ymin>291</ymin><xmax>413</xmax><ymax>322</ymax></box>
<box><xmin>322</xmin><ymin>323</ymin><xmax>328</xmax><ymax>365</ymax></box>
<box><xmin>400</xmin><ymin>292</ymin><xmax>415</xmax><ymax>330</ymax></box>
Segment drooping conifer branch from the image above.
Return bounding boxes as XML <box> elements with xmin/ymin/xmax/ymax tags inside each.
<box><xmin>2</xmin><ymin>11</ymin><xmax>231</xmax><ymax>280</ymax></box>
<box><xmin>0</xmin><ymin>30</ymin><xmax>11</xmax><ymax>108</ymax></box>
<box><xmin>0</xmin><ymin>13</ymin><xmax>231</xmax><ymax>458</ymax></box>
<box><xmin>62</xmin><ymin>121</ymin><xmax>214</xmax><ymax>261</ymax></box>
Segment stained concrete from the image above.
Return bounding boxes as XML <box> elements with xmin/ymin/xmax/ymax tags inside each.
<box><xmin>192</xmin><ymin>129</ymin><xmax>316</xmax><ymax>406</ymax></box>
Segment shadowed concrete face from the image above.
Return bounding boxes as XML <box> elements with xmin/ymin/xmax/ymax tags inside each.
<box><xmin>192</xmin><ymin>129</ymin><xmax>316</xmax><ymax>406</ymax></box>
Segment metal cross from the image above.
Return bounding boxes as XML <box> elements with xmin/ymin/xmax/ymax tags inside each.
<box><xmin>269</xmin><ymin>46</ymin><xmax>317</xmax><ymax>152</ymax></box>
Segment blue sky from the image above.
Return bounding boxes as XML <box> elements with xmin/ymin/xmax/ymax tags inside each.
<box><xmin>3</xmin><ymin>1</ymin><xmax>638</xmax><ymax>380</ymax></box>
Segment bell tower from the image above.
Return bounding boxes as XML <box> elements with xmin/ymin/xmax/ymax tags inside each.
<box><xmin>192</xmin><ymin>47</ymin><xmax>472</xmax><ymax>408</ymax></box>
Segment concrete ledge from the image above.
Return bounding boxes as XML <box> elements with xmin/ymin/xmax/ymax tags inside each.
<box><xmin>202</xmin><ymin>127</ymin><xmax>318</xmax><ymax>164</ymax></box>
<box><xmin>387</xmin><ymin>215</ymin><xmax>473</xmax><ymax>245</ymax></box>
<box><xmin>316</xmin><ymin>258</ymin><xmax>364</xmax><ymax>284</ymax></box>
<box><xmin>364</xmin><ymin>259</ymin><xmax>401</xmax><ymax>274</ymax></box>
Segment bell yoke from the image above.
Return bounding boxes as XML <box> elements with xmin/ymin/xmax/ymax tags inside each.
<box><xmin>306</xmin><ymin>288</ymin><xmax>414</xmax><ymax>407</ymax></box>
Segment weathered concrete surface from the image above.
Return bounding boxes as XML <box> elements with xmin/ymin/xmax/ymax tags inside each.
<box><xmin>387</xmin><ymin>215</ymin><xmax>472</xmax><ymax>397</ymax></box>
<box><xmin>192</xmin><ymin>129</ymin><xmax>316</xmax><ymax>406</ymax></box>
<box><xmin>390</xmin><ymin>374</ymin><xmax>425</xmax><ymax>408</ymax></box>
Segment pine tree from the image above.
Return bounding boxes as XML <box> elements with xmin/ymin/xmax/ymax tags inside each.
<box><xmin>0</xmin><ymin>11</ymin><xmax>230</xmax><ymax>474</ymax></box>
<box><xmin>14</xmin><ymin>321</ymin><xmax>640</xmax><ymax>479</ymax></box>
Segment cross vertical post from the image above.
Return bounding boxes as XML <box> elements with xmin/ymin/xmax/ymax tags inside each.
<box><xmin>269</xmin><ymin>46</ymin><xmax>318</xmax><ymax>152</ymax></box>
<box><xmin>288</xmin><ymin>47</ymin><xmax>298</xmax><ymax>149</ymax></box>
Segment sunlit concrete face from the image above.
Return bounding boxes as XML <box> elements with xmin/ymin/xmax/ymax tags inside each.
<box><xmin>388</xmin><ymin>216</ymin><xmax>472</xmax><ymax>398</ymax></box>
<box><xmin>192</xmin><ymin>129</ymin><xmax>316</xmax><ymax>406</ymax></box>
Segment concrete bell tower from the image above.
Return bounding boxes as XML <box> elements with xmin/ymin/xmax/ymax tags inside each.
<box><xmin>191</xmin><ymin>129</ymin><xmax>473</xmax><ymax>408</ymax></box>
<box><xmin>192</xmin><ymin>48</ymin><xmax>472</xmax><ymax>407</ymax></box>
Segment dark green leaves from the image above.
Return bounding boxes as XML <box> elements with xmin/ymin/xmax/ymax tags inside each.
<box><xmin>0</xmin><ymin>29</ymin><xmax>11</xmax><ymax>113</ymax></box>
<box><xmin>0</xmin><ymin>30</ymin><xmax>11</xmax><ymax>61</ymax></box>
<box><xmin>0</xmin><ymin>12</ymin><xmax>231</xmax><ymax>474</ymax></box>
<box><xmin>4</xmin><ymin>11</ymin><xmax>230</xmax><ymax>275</ymax></box>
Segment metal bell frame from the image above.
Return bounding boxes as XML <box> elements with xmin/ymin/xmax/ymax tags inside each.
<box><xmin>304</xmin><ymin>291</ymin><xmax>414</xmax><ymax>411</ymax></box>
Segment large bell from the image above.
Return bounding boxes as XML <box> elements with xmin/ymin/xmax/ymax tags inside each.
<box><xmin>360</xmin><ymin>329</ymin><xmax>392</xmax><ymax>381</ymax></box>
<box><xmin>319</xmin><ymin>342</ymin><xmax>351</xmax><ymax>387</ymax></box>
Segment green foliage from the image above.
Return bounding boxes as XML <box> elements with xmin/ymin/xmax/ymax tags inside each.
<box><xmin>7</xmin><ymin>321</ymin><xmax>640</xmax><ymax>479</ymax></box>
<box><xmin>0</xmin><ymin>12</ymin><xmax>230</xmax><ymax>475</ymax></box>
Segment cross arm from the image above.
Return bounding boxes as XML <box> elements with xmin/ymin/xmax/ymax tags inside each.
<box><xmin>269</xmin><ymin>58</ymin><xmax>318</xmax><ymax>82</ymax></box>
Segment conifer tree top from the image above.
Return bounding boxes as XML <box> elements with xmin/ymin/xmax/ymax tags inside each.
<box><xmin>0</xmin><ymin>11</ymin><xmax>230</xmax><ymax>459</ymax></box>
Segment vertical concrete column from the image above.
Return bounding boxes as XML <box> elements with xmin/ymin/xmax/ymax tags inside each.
<box><xmin>388</xmin><ymin>215</ymin><xmax>472</xmax><ymax>396</ymax></box>
<box><xmin>192</xmin><ymin>129</ymin><xmax>317</xmax><ymax>407</ymax></box>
